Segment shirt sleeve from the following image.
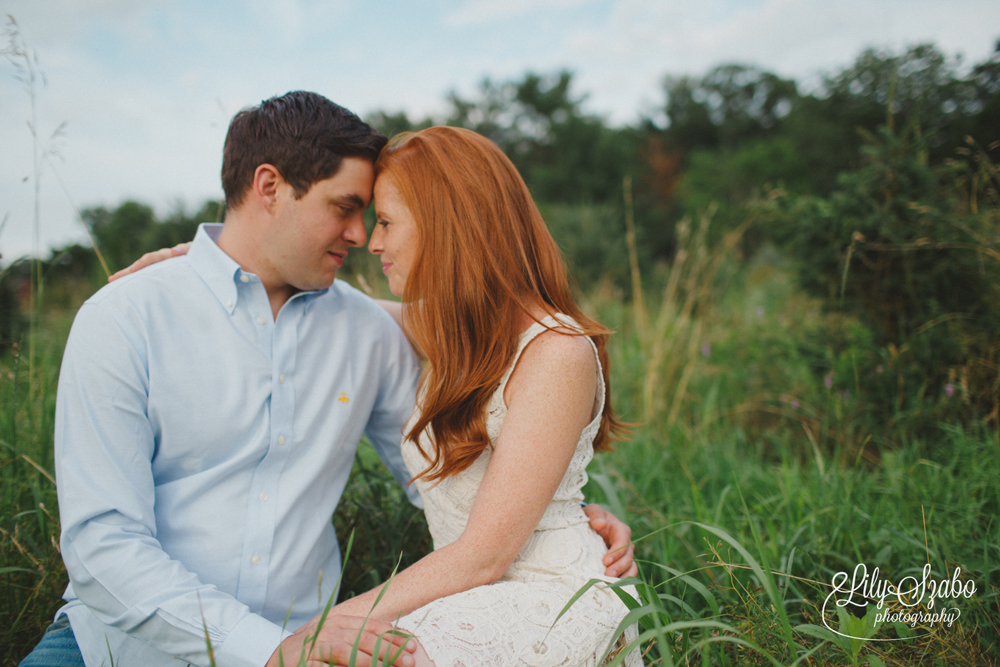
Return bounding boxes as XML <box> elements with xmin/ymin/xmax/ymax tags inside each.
<box><xmin>362</xmin><ymin>308</ymin><xmax>423</xmax><ymax>508</ymax></box>
<box><xmin>55</xmin><ymin>300</ymin><xmax>290</xmax><ymax>667</ymax></box>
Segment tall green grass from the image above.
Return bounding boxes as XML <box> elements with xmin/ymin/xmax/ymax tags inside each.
<box><xmin>1</xmin><ymin>311</ymin><xmax>73</xmax><ymax>661</ymax></box>
<box><xmin>2</xmin><ymin>243</ymin><xmax>997</xmax><ymax>666</ymax></box>
<box><xmin>578</xmin><ymin>232</ymin><xmax>999</xmax><ymax>665</ymax></box>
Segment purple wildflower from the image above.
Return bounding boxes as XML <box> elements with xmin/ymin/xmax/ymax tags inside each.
<box><xmin>824</xmin><ymin>373</ymin><xmax>833</xmax><ymax>389</ymax></box>
<box><xmin>790</xmin><ymin>399</ymin><xmax>799</xmax><ymax>410</ymax></box>
<box><xmin>701</xmin><ymin>342</ymin><xmax>711</xmax><ymax>358</ymax></box>
<box><xmin>945</xmin><ymin>384</ymin><xmax>954</xmax><ymax>398</ymax></box>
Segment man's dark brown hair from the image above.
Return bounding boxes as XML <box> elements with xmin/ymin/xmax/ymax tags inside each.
<box><xmin>221</xmin><ymin>91</ymin><xmax>387</xmax><ymax>209</ymax></box>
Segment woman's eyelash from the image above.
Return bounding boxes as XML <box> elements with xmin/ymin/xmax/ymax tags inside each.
<box><xmin>377</xmin><ymin>219</ymin><xmax>389</xmax><ymax>227</ymax></box>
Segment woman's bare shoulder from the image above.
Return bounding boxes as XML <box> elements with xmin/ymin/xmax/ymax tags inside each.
<box><xmin>505</xmin><ymin>324</ymin><xmax>597</xmax><ymax>405</ymax></box>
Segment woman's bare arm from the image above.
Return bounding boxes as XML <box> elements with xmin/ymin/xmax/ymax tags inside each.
<box><xmin>331</xmin><ymin>330</ymin><xmax>597</xmax><ymax>621</ymax></box>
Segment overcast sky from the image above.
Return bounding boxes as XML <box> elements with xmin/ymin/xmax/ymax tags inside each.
<box><xmin>2</xmin><ymin>0</ymin><xmax>998</xmax><ymax>262</ymax></box>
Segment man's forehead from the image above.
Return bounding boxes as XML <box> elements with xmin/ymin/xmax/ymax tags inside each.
<box><xmin>315</xmin><ymin>157</ymin><xmax>375</xmax><ymax>205</ymax></box>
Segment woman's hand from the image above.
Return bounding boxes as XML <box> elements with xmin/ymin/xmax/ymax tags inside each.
<box><xmin>583</xmin><ymin>503</ymin><xmax>638</xmax><ymax>578</ymax></box>
<box><xmin>267</xmin><ymin>613</ymin><xmax>417</xmax><ymax>667</ymax></box>
<box><xmin>108</xmin><ymin>243</ymin><xmax>192</xmax><ymax>281</ymax></box>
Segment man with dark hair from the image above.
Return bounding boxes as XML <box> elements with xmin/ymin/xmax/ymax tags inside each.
<box><xmin>20</xmin><ymin>91</ymin><xmax>635</xmax><ymax>667</ymax></box>
<box><xmin>221</xmin><ymin>91</ymin><xmax>387</xmax><ymax>209</ymax></box>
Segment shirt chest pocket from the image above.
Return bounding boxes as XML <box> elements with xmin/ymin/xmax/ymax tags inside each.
<box><xmin>146</xmin><ymin>343</ymin><xmax>274</xmax><ymax>475</ymax></box>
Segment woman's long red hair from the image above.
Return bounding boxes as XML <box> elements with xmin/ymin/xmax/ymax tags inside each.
<box><xmin>375</xmin><ymin>126</ymin><xmax>627</xmax><ymax>483</ymax></box>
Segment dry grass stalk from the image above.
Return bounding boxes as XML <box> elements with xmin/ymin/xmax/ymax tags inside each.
<box><xmin>623</xmin><ymin>175</ymin><xmax>647</xmax><ymax>339</ymax></box>
<box><xmin>651</xmin><ymin>208</ymin><xmax>712</xmax><ymax>418</ymax></box>
<box><xmin>637</xmin><ymin>204</ymin><xmax>750</xmax><ymax>425</ymax></box>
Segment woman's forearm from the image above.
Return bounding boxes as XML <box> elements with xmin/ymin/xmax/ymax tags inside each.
<box><xmin>332</xmin><ymin>538</ymin><xmax>508</xmax><ymax>621</ymax></box>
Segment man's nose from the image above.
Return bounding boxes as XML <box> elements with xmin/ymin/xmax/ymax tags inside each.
<box><xmin>344</xmin><ymin>212</ymin><xmax>367</xmax><ymax>247</ymax></box>
<box><xmin>368</xmin><ymin>221</ymin><xmax>384</xmax><ymax>253</ymax></box>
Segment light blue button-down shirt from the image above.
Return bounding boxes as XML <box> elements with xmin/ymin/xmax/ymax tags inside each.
<box><xmin>54</xmin><ymin>224</ymin><xmax>421</xmax><ymax>667</ymax></box>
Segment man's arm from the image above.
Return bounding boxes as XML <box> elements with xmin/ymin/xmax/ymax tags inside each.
<box><xmin>362</xmin><ymin>305</ymin><xmax>424</xmax><ymax>507</ymax></box>
<box><xmin>374</xmin><ymin>299</ymin><xmax>423</xmax><ymax>358</ymax></box>
<box><xmin>56</xmin><ymin>301</ymin><xmax>290</xmax><ymax>667</ymax></box>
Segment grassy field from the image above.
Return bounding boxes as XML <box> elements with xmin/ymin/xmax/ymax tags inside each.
<box><xmin>588</xmin><ymin>258</ymin><xmax>999</xmax><ymax>666</ymax></box>
<box><xmin>1</xmin><ymin>251</ymin><xmax>997</xmax><ymax>666</ymax></box>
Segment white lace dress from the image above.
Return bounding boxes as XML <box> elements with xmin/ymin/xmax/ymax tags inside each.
<box><xmin>396</xmin><ymin>314</ymin><xmax>643</xmax><ymax>667</ymax></box>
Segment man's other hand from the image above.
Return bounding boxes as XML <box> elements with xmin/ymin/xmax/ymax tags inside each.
<box><xmin>584</xmin><ymin>503</ymin><xmax>638</xmax><ymax>579</ymax></box>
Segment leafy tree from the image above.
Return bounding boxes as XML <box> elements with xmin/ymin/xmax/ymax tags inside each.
<box><xmin>653</xmin><ymin>65</ymin><xmax>801</xmax><ymax>251</ymax></box>
<box><xmin>660</xmin><ymin>65</ymin><xmax>798</xmax><ymax>153</ymax></box>
<box><xmin>84</xmin><ymin>201</ymin><xmax>156</xmax><ymax>273</ymax></box>
<box><xmin>444</xmin><ymin>76</ymin><xmax>523</xmax><ymax>152</ymax></box>
<box><xmin>364</xmin><ymin>110</ymin><xmax>433</xmax><ymax>139</ymax></box>
<box><xmin>967</xmin><ymin>40</ymin><xmax>1000</xmax><ymax>150</ymax></box>
<box><xmin>443</xmin><ymin>70</ymin><xmax>641</xmax><ymax>205</ymax></box>
<box><xmin>780</xmin><ymin>43</ymin><xmax>1000</xmax><ymax>192</ymax></box>
<box><xmin>811</xmin><ymin>45</ymin><xmax>977</xmax><ymax>163</ymax></box>
<box><xmin>83</xmin><ymin>200</ymin><xmax>223</xmax><ymax>274</ymax></box>
<box><xmin>141</xmin><ymin>200</ymin><xmax>222</xmax><ymax>252</ymax></box>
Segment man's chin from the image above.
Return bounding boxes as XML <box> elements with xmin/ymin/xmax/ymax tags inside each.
<box><xmin>292</xmin><ymin>271</ymin><xmax>337</xmax><ymax>293</ymax></box>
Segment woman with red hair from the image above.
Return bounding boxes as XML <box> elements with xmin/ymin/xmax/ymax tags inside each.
<box><xmin>337</xmin><ymin>126</ymin><xmax>643</xmax><ymax>666</ymax></box>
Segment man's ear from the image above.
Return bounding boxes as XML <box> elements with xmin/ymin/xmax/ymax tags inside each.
<box><xmin>252</xmin><ymin>164</ymin><xmax>283</xmax><ymax>213</ymax></box>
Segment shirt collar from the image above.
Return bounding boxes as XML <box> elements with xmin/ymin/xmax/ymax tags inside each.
<box><xmin>187</xmin><ymin>223</ymin><xmax>331</xmax><ymax>315</ymax></box>
<box><xmin>187</xmin><ymin>224</ymin><xmax>241</xmax><ymax>314</ymax></box>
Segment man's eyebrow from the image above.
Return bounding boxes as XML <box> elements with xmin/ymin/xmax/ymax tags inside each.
<box><xmin>332</xmin><ymin>194</ymin><xmax>367</xmax><ymax>208</ymax></box>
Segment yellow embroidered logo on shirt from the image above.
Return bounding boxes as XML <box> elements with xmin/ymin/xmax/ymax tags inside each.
<box><xmin>338</xmin><ymin>392</ymin><xmax>350</xmax><ymax>404</ymax></box>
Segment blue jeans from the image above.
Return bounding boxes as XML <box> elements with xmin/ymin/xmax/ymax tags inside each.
<box><xmin>18</xmin><ymin>615</ymin><xmax>85</xmax><ymax>667</ymax></box>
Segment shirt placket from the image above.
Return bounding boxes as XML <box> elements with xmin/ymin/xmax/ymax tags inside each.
<box><xmin>234</xmin><ymin>275</ymin><xmax>297</xmax><ymax>613</ymax></box>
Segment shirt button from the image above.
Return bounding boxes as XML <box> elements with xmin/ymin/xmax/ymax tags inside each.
<box><xmin>278</xmin><ymin>435</ymin><xmax>286</xmax><ymax>446</ymax></box>
<box><xmin>279</xmin><ymin>374</ymin><xmax>285</xmax><ymax>383</ymax></box>
<box><xmin>226</xmin><ymin>300</ymin><xmax>233</xmax><ymax>308</ymax></box>
<box><xmin>251</xmin><ymin>555</ymin><xmax>260</xmax><ymax>565</ymax></box>
<box><xmin>257</xmin><ymin>316</ymin><xmax>266</xmax><ymax>325</ymax></box>
<box><xmin>259</xmin><ymin>491</ymin><xmax>268</xmax><ymax>502</ymax></box>
<box><xmin>240</xmin><ymin>275</ymin><xmax>249</xmax><ymax>283</ymax></box>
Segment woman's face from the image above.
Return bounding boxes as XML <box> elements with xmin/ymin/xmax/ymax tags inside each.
<box><xmin>369</xmin><ymin>173</ymin><xmax>420</xmax><ymax>297</ymax></box>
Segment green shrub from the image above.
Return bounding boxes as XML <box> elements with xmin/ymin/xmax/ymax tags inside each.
<box><xmin>759</xmin><ymin>126</ymin><xmax>1000</xmax><ymax>438</ymax></box>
